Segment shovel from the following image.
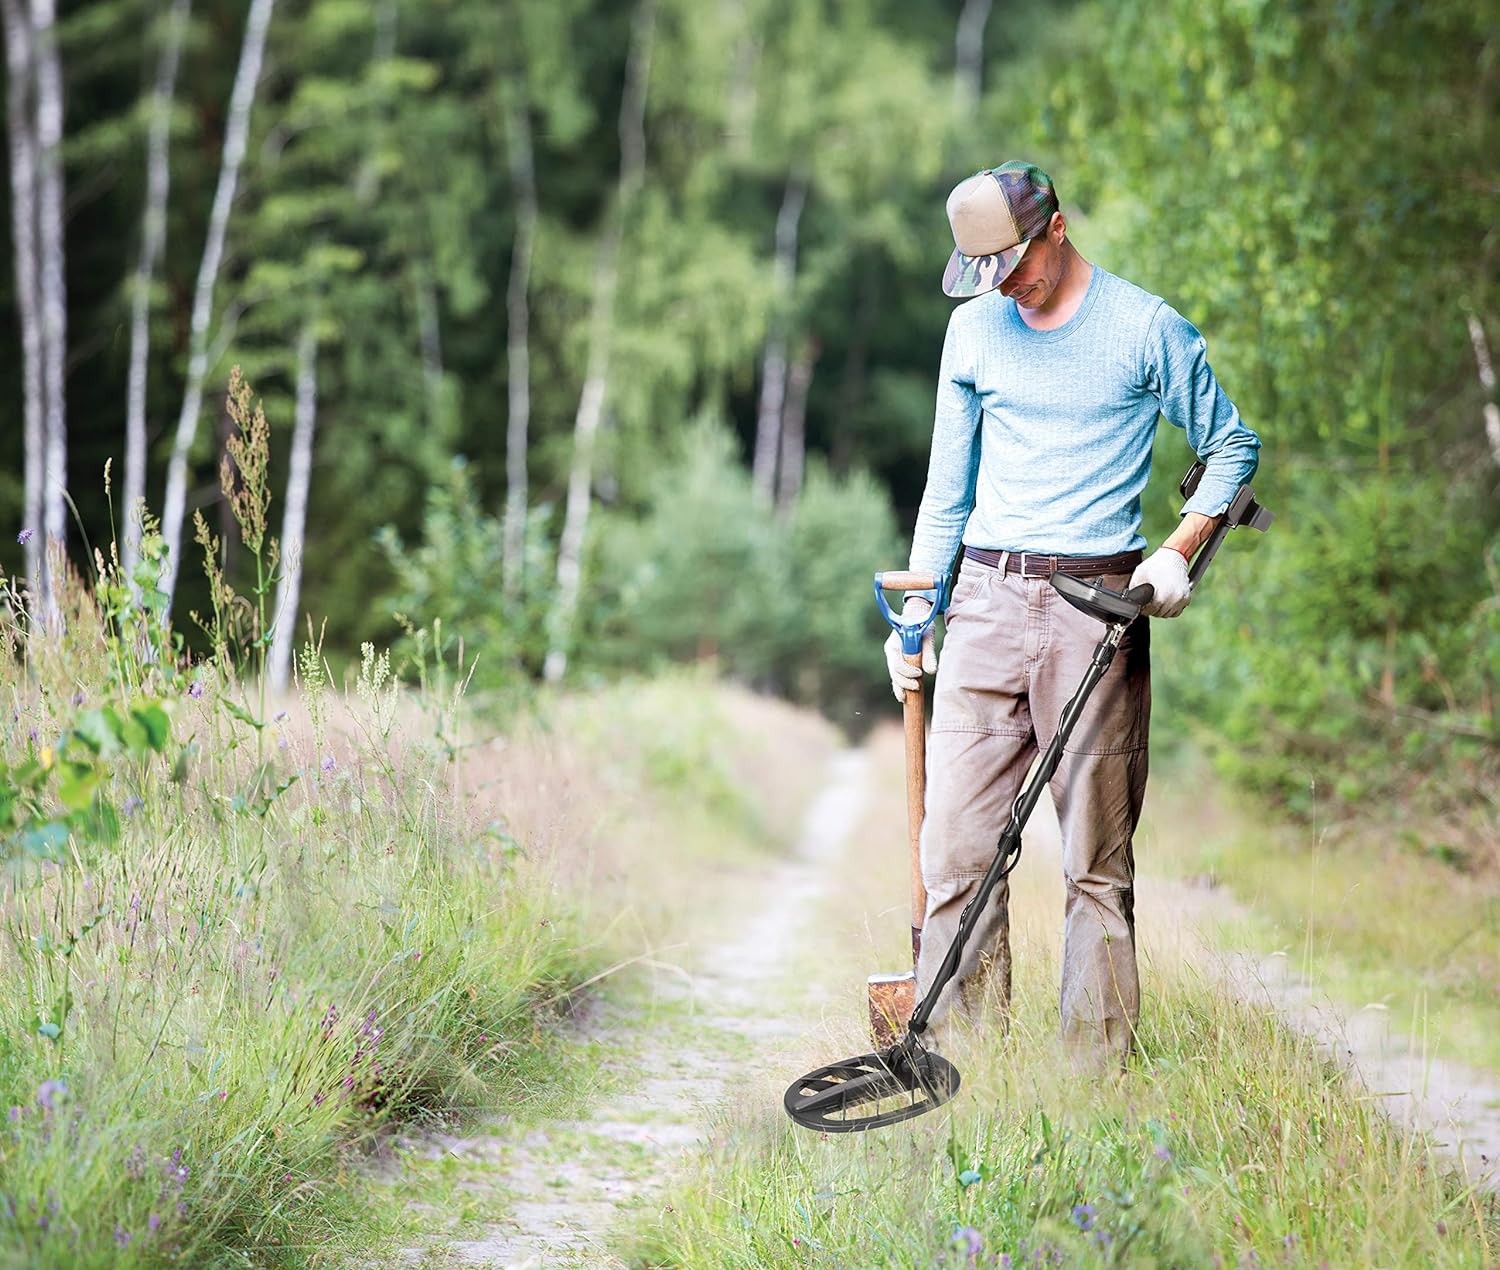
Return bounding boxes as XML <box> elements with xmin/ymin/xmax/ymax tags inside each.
<box><xmin>867</xmin><ymin>570</ymin><xmax>948</xmax><ymax>1048</ymax></box>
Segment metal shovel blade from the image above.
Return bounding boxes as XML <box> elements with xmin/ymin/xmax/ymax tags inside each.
<box><xmin>783</xmin><ymin>1042</ymin><xmax>960</xmax><ymax>1132</ymax></box>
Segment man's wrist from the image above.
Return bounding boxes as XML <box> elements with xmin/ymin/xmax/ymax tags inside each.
<box><xmin>1162</xmin><ymin>544</ymin><xmax>1192</xmax><ymax>564</ymax></box>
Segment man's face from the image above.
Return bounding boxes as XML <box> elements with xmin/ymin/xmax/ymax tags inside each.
<box><xmin>998</xmin><ymin>213</ymin><xmax>1066</xmax><ymax>309</ymax></box>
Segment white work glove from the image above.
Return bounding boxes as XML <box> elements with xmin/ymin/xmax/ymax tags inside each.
<box><xmin>883</xmin><ymin>598</ymin><xmax>936</xmax><ymax>702</ymax></box>
<box><xmin>1129</xmin><ymin>547</ymin><xmax>1193</xmax><ymax>618</ymax></box>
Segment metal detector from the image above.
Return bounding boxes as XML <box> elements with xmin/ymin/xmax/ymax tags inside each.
<box><xmin>783</xmin><ymin>469</ymin><xmax>1272</xmax><ymax>1133</ymax></box>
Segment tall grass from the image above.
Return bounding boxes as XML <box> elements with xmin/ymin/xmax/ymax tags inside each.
<box><xmin>635</xmin><ymin>955</ymin><xmax>1499</xmax><ymax>1268</ymax></box>
<box><xmin>629</xmin><ymin>726</ymin><xmax>1500</xmax><ymax>1268</ymax></box>
<box><xmin>0</xmin><ymin>380</ymin><xmax>596</xmax><ymax>1265</ymax></box>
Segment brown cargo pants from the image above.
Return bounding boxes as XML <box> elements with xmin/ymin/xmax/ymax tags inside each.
<box><xmin>916</xmin><ymin>554</ymin><xmax>1151</xmax><ymax>1063</ymax></box>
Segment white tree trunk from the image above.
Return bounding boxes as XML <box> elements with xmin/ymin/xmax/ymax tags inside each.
<box><xmin>543</xmin><ymin>0</ymin><xmax>655</xmax><ymax>684</ymax></box>
<box><xmin>953</xmin><ymin>0</ymin><xmax>993</xmax><ymax>114</ymax></box>
<box><xmin>1465</xmin><ymin>313</ymin><xmax>1500</xmax><ymax>467</ymax></box>
<box><xmin>30</xmin><ymin>0</ymin><xmax>65</xmax><ymax>612</ymax></box>
<box><xmin>501</xmin><ymin>81</ymin><xmax>536</xmax><ymax>602</ymax></box>
<box><xmin>160</xmin><ymin>0</ymin><xmax>275</xmax><ymax>611</ymax></box>
<box><xmin>268</xmin><ymin>321</ymin><xmax>316</xmax><ymax>695</ymax></box>
<box><xmin>751</xmin><ymin>172</ymin><xmax>806</xmax><ymax>503</ymax></box>
<box><xmin>776</xmin><ymin>337</ymin><xmax>817</xmax><ymax>515</ymax></box>
<box><xmin>1</xmin><ymin>0</ymin><xmax>43</xmax><ymax>595</ymax></box>
<box><xmin>123</xmin><ymin>0</ymin><xmax>190</xmax><ymax>590</ymax></box>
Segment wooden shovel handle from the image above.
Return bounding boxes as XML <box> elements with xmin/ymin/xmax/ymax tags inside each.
<box><xmin>880</xmin><ymin>570</ymin><xmax>939</xmax><ymax>592</ymax></box>
<box><xmin>903</xmin><ymin>651</ymin><xmax>927</xmax><ymax>962</ymax></box>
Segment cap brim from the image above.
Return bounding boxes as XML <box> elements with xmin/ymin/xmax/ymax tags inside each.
<box><xmin>942</xmin><ymin>238</ymin><xmax>1030</xmax><ymax>298</ymax></box>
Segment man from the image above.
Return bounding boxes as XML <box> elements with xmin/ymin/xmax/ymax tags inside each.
<box><xmin>885</xmin><ymin>161</ymin><xmax>1260</xmax><ymax>1063</ymax></box>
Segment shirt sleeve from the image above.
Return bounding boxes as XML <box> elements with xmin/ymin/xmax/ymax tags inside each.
<box><xmin>1145</xmin><ymin>303</ymin><xmax>1261</xmax><ymax>518</ymax></box>
<box><xmin>909</xmin><ymin>309</ymin><xmax>983</xmax><ymax>578</ymax></box>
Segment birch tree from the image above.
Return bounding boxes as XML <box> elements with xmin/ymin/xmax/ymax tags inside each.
<box><xmin>30</xmin><ymin>0</ymin><xmax>65</xmax><ymax>601</ymax></box>
<box><xmin>122</xmin><ymin>0</ymin><xmax>190</xmax><ymax>590</ymax></box>
<box><xmin>775</xmin><ymin>336</ymin><xmax>818</xmax><ymax>515</ymax></box>
<box><xmin>543</xmin><ymin>0</ymin><xmax>655</xmax><ymax>683</ymax></box>
<box><xmin>1466</xmin><ymin>313</ymin><xmax>1500</xmax><ymax>468</ymax></box>
<box><xmin>1</xmin><ymin>0</ymin><xmax>42</xmax><ymax>595</ymax></box>
<box><xmin>750</xmin><ymin>170</ymin><xmax>805</xmax><ymax>503</ymax></box>
<box><xmin>953</xmin><ymin>0</ymin><xmax>993</xmax><ymax>114</ymax></box>
<box><xmin>500</xmin><ymin>77</ymin><xmax>536</xmax><ymax>602</ymax></box>
<box><xmin>267</xmin><ymin>320</ymin><xmax>316</xmax><ymax>694</ymax></box>
<box><xmin>160</xmin><ymin>0</ymin><xmax>275</xmax><ymax>610</ymax></box>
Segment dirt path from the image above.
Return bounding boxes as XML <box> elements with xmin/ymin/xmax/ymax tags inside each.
<box><xmin>1045</xmin><ymin>797</ymin><xmax>1500</xmax><ymax>1193</ymax></box>
<box><xmin>388</xmin><ymin>723</ymin><xmax>1498</xmax><ymax>1266</ymax></box>
<box><xmin>399</xmin><ymin>749</ymin><xmax>872</xmax><ymax>1268</ymax></box>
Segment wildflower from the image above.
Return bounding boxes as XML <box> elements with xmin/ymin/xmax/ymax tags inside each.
<box><xmin>1070</xmin><ymin>1203</ymin><xmax>1095</xmax><ymax>1232</ymax></box>
<box><xmin>952</xmin><ymin>1225</ymin><xmax>983</xmax><ymax>1258</ymax></box>
<box><xmin>176</xmin><ymin>1200</ymin><xmax>188</xmax><ymax>1218</ymax></box>
<box><xmin>999</xmin><ymin>1257</ymin><xmax>1012</xmax><ymax>1269</ymax></box>
<box><xmin>7</xmin><ymin>1107</ymin><xmax>19</xmax><ymax>1122</ymax></box>
<box><xmin>126</xmin><ymin>1145</ymin><xmax>147</xmax><ymax>1179</ymax></box>
<box><xmin>187</xmin><ymin>681</ymin><xmax>204</xmax><ymax>699</ymax></box>
<box><xmin>1154</xmin><ymin>1145</ymin><xmax>1172</xmax><ymax>1162</ymax></box>
<box><xmin>321</xmin><ymin>754</ymin><xmax>336</xmax><ymax>774</ymax></box>
<box><xmin>36</xmin><ymin>1079</ymin><xmax>66</xmax><ymax>1112</ymax></box>
<box><xmin>1436</xmin><ymin>1221</ymin><xmax>1448</xmax><ymax>1236</ymax></box>
<box><xmin>17</xmin><ymin>529</ymin><xmax>33</xmax><ymax>545</ymax></box>
<box><xmin>70</xmin><ymin>691</ymin><xmax>84</xmax><ymax>706</ymax></box>
<box><xmin>123</xmin><ymin>796</ymin><xmax>143</xmax><ymax>818</ymax></box>
<box><xmin>148</xmin><ymin>1213</ymin><xmax>161</xmax><ymax>1233</ymax></box>
<box><xmin>114</xmin><ymin>1225</ymin><xmax>131</xmax><ymax>1248</ymax></box>
<box><xmin>792</xmin><ymin>1236</ymin><xmax>802</xmax><ymax>1247</ymax></box>
<box><xmin>274</xmin><ymin>710</ymin><xmax>288</xmax><ymax>722</ymax></box>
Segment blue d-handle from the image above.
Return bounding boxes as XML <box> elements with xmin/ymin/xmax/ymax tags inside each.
<box><xmin>874</xmin><ymin>573</ymin><xmax>949</xmax><ymax>656</ymax></box>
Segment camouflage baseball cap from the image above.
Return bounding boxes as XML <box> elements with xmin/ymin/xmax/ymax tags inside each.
<box><xmin>941</xmin><ymin>161</ymin><xmax>1059</xmax><ymax>298</ymax></box>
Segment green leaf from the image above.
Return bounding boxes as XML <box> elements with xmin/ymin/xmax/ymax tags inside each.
<box><xmin>57</xmin><ymin>763</ymin><xmax>101</xmax><ymax>812</ymax></box>
<box><xmin>74</xmin><ymin>707</ymin><xmax>124</xmax><ymax>757</ymax></box>
<box><xmin>220</xmin><ymin>698</ymin><xmax>265</xmax><ymax>731</ymax></box>
<box><xmin>131</xmin><ymin>702</ymin><xmax>171</xmax><ymax>752</ymax></box>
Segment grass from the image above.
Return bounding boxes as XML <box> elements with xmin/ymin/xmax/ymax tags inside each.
<box><xmin>626</xmin><ymin>726</ymin><xmax>1500</xmax><ymax>1268</ymax></box>
<box><xmin>634</xmin><ymin>962</ymin><xmax>1499</xmax><ymax>1267</ymax></box>
<box><xmin>1138</xmin><ymin>759</ymin><xmax>1500</xmax><ymax>1074</ymax></box>
<box><xmin>0</xmin><ymin>566</ymin><xmax>607</xmax><ymax>1266</ymax></box>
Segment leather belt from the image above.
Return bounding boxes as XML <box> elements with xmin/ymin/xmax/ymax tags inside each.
<box><xmin>964</xmin><ymin>545</ymin><xmax>1143</xmax><ymax>578</ymax></box>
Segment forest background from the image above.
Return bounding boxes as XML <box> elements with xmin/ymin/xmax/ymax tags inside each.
<box><xmin>1</xmin><ymin>0</ymin><xmax>1495</xmax><ymax>849</ymax></box>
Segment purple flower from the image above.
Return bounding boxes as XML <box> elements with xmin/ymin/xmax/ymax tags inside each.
<box><xmin>321</xmin><ymin>754</ymin><xmax>336</xmax><ymax>774</ymax></box>
<box><xmin>126</xmin><ymin>1145</ymin><xmax>147</xmax><ymax>1179</ymax></box>
<box><xmin>7</xmin><ymin>1106</ymin><xmax>19</xmax><ymax>1122</ymax></box>
<box><xmin>176</xmin><ymin>1200</ymin><xmax>188</xmax><ymax>1218</ymax></box>
<box><xmin>36</xmin><ymin>1079</ymin><xmax>65</xmax><ymax>1111</ymax></box>
<box><xmin>187</xmin><ymin>681</ymin><xmax>204</xmax><ymax>699</ymax></box>
<box><xmin>148</xmin><ymin>1213</ymin><xmax>161</xmax><ymax>1233</ymax></box>
<box><xmin>1070</xmin><ymin>1203</ymin><xmax>1095</xmax><ymax>1232</ymax></box>
<box><xmin>17</xmin><ymin>529</ymin><xmax>33</xmax><ymax>545</ymax></box>
<box><xmin>999</xmin><ymin>1257</ymin><xmax>1012</xmax><ymax>1269</ymax></box>
<box><xmin>952</xmin><ymin>1225</ymin><xmax>983</xmax><ymax>1259</ymax></box>
<box><xmin>1154</xmin><ymin>1145</ymin><xmax>1172</xmax><ymax>1161</ymax></box>
<box><xmin>114</xmin><ymin>1225</ymin><xmax>131</xmax><ymax>1248</ymax></box>
<box><xmin>123</xmin><ymin>796</ymin><xmax>143</xmax><ymax>818</ymax></box>
<box><xmin>70</xmin><ymin>691</ymin><xmax>84</xmax><ymax>707</ymax></box>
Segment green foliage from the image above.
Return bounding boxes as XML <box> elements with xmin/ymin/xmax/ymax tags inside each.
<box><xmin>0</xmin><ymin>392</ymin><xmax>606</xmax><ymax>1266</ymax></box>
<box><xmin>376</xmin><ymin>457</ymin><xmax>557</xmax><ymax>697</ymax></box>
<box><xmin>586</xmin><ymin>419</ymin><xmax>902</xmax><ymax>718</ymax></box>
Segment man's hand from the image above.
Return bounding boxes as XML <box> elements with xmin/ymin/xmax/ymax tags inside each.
<box><xmin>1130</xmin><ymin>547</ymin><xmax>1192</xmax><ymax>618</ymax></box>
<box><xmin>883</xmin><ymin>597</ymin><xmax>936</xmax><ymax>702</ymax></box>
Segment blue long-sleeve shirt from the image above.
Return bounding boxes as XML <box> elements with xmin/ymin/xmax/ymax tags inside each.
<box><xmin>908</xmin><ymin>264</ymin><xmax>1261</xmax><ymax>576</ymax></box>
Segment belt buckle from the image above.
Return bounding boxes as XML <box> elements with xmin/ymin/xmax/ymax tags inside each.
<box><xmin>1018</xmin><ymin>552</ymin><xmax>1054</xmax><ymax>578</ymax></box>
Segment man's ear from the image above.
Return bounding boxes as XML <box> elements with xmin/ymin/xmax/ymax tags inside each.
<box><xmin>1050</xmin><ymin>210</ymin><xmax>1067</xmax><ymax>244</ymax></box>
